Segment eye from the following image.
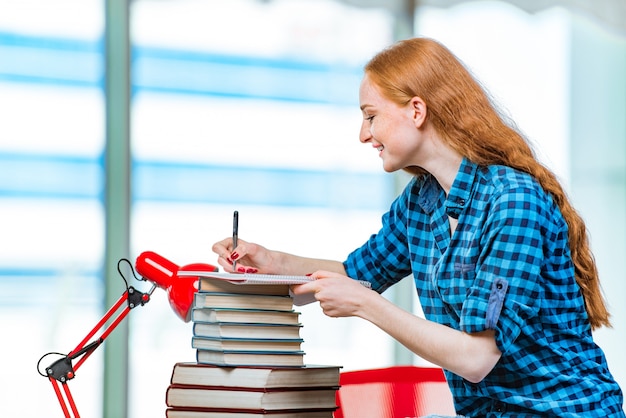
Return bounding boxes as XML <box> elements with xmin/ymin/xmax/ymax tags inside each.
<box><xmin>365</xmin><ymin>115</ymin><xmax>375</xmax><ymax>123</ymax></box>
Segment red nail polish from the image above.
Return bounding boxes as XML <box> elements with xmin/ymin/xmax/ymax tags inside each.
<box><xmin>305</xmin><ymin>273</ymin><xmax>312</xmax><ymax>276</ymax></box>
<box><xmin>237</xmin><ymin>266</ymin><xmax>246</xmax><ymax>273</ymax></box>
<box><xmin>246</xmin><ymin>268</ymin><xmax>258</xmax><ymax>274</ymax></box>
<box><xmin>226</xmin><ymin>257</ymin><xmax>233</xmax><ymax>264</ymax></box>
<box><xmin>231</xmin><ymin>252</ymin><xmax>239</xmax><ymax>260</ymax></box>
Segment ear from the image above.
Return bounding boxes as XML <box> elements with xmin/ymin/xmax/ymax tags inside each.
<box><xmin>409</xmin><ymin>96</ymin><xmax>427</xmax><ymax>129</ymax></box>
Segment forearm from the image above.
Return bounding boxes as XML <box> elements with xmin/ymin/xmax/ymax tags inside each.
<box><xmin>359</xmin><ymin>291</ymin><xmax>501</xmax><ymax>383</ymax></box>
<box><xmin>271</xmin><ymin>251</ymin><xmax>347</xmax><ymax>276</ymax></box>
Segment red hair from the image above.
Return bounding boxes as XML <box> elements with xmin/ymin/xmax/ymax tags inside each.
<box><xmin>365</xmin><ymin>37</ymin><xmax>610</xmax><ymax>329</ymax></box>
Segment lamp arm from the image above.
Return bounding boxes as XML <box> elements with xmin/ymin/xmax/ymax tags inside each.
<box><xmin>37</xmin><ymin>259</ymin><xmax>154</xmax><ymax>418</ymax></box>
<box><xmin>38</xmin><ymin>252</ymin><xmax>218</xmax><ymax>418</ymax></box>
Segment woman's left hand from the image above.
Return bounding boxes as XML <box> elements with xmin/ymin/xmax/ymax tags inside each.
<box><xmin>290</xmin><ymin>270</ymin><xmax>374</xmax><ymax>318</ymax></box>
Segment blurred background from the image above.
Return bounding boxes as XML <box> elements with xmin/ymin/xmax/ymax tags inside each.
<box><xmin>0</xmin><ymin>0</ymin><xmax>624</xmax><ymax>416</ymax></box>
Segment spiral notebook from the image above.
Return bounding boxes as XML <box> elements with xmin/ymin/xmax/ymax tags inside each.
<box><xmin>178</xmin><ymin>272</ymin><xmax>312</xmax><ymax>285</ymax></box>
<box><xmin>178</xmin><ymin>271</ymin><xmax>371</xmax><ymax>288</ymax></box>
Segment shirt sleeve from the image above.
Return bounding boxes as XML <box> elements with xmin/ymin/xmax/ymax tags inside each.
<box><xmin>343</xmin><ymin>179</ymin><xmax>417</xmax><ymax>293</ymax></box>
<box><xmin>460</xmin><ymin>184</ymin><xmax>556</xmax><ymax>354</ymax></box>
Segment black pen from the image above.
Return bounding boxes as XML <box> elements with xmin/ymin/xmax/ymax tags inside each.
<box><xmin>232</xmin><ymin>210</ymin><xmax>239</xmax><ymax>271</ymax></box>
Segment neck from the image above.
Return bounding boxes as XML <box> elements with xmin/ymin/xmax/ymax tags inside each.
<box><xmin>419</xmin><ymin>133</ymin><xmax>463</xmax><ymax>195</ymax></box>
<box><xmin>433</xmin><ymin>153</ymin><xmax>463</xmax><ymax>195</ymax></box>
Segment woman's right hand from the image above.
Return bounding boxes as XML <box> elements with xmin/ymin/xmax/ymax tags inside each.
<box><xmin>211</xmin><ymin>237</ymin><xmax>276</xmax><ymax>274</ymax></box>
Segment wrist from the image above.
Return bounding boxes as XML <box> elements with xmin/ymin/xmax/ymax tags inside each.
<box><xmin>268</xmin><ymin>250</ymin><xmax>289</xmax><ymax>274</ymax></box>
<box><xmin>355</xmin><ymin>286</ymin><xmax>384</xmax><ymax>321</ymax></box>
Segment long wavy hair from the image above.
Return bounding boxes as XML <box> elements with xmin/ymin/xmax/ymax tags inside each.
<box><xmin>365</xmin><ymin>37</ymin><xmax>610</xmax><ymax>330</ymax></box>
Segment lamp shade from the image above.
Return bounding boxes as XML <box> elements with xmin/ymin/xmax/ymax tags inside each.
<box><xmin>135</xmin><ymin>251</ymin><xmax>218</xmax><ymax>322</ymax></box>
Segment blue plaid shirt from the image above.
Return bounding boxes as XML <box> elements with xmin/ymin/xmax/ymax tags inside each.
<box><xmin>344</xmin><ymin>158</ymin><xmax>624</xmax><ymax>417</ymax></box>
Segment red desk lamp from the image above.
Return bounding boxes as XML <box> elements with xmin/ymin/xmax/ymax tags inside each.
<box><xmin>37</xmin><ymin>251</ymin><xmax>218</xmax><ymax>418</ymax></box>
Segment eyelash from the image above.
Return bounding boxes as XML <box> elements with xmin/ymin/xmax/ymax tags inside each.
<box><xmin>366</xmin><ymin>115</ymin><xmax>375</xmax><ymax>123</ymax></box>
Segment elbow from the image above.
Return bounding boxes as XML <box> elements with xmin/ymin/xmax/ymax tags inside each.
<box><xmin>463</xmin><ymin>367</ymin><xmax>492</xmax><ymax>384</ymax></box>
<box><xmin>460</xmin><ymin>352</ymin><xmax>501</xmax><ymax>383</ymax></box>
<box><xmin>458</xmin><ymin>356</ymin><xmax>498</xmax><ymax>383</ymax></box>
<box><xmin>457</xmin><ymin>332</ymin><xmax>502</xmax><ymax>383</ymax></box>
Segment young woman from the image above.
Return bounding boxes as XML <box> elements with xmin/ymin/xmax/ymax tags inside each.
<box><xmin>212</xmin><ymin>38</ymin><xmax>624</xmax><ymax>416</ymax></box>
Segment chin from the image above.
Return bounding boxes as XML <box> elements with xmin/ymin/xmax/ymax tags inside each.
<box><xmin>381</xmin><ymin>161</ymin><xmax>400</xmax><ymax>173</ymax></box>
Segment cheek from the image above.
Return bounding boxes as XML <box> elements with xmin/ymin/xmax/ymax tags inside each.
<box><xmin>370</xmin><ymin>121</ymin><xmax>383</xmax><ymax>138</ymax></box>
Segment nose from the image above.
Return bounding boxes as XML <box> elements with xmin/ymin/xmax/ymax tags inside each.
<box><xmin>359</xmin><ymin>121</ymin><xmax>372</xmax><ymax>144</ymax></box>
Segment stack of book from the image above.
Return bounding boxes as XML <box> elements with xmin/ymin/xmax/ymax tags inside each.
<box><xmin>190</xmin><ymin>276</ymin><xmax>304</xmax><ymax>368</ymax></box>
<box><xmin>165</xmin><ymin>362</ymin><xmax>341</xmax><ymax>418</ymax></box>
<box><xmin>165</xmin><ymin>273</ymin><xmax>342</xmax><ymax>417</ymax></box>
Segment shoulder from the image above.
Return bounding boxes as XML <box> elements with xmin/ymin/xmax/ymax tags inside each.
<box><xmin>475</xmin><ymin>165</ymin><xmax>562</xmax><ymax>226</ymax></box>
<box><xmin>479</xmin><ymin>165</ymin><xmax>538</xmax><ymax>193</ymax></box>
<box><xmin>477</xmin><ymin>165</ymin><xmax>548</xmax><ymax>204</ymax></box>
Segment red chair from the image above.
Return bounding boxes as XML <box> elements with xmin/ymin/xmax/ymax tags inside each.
<box><xmin>334</xmin><ymin>366</ymin><xmax>456</xmax><ymax>418</ymax></box>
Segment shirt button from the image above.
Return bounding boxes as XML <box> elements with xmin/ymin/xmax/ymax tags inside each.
<box><xmin>494</xmin><ymin>401</ymin><xmax>505</xmax><ymax>412</ymax></box>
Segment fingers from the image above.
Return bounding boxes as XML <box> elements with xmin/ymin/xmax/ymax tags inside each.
<box><xmin>212</xmin><ymin>237</ymin><xmax>242</xmax><ymax>272</ymax></box>
<box><xmin>290</xmin><ymin>281</ymin><xmax>316</xmax><ymax>295</ymax></box>
<box><xmin>290</xmin><ymin>270</ymin><xmax>335</xmax><ymax>295</ymax></box>
<box><xmin>293</xmin><ymin>280</ymin><xmax>344</xmax><ymax>318</ymax></box>
<box><xmin>211</xmin><ymin>237</ymin><xmax>235</xmax><ymax>257</ymax></box>
<box><xmin>309</xmin><ymin>270</ymin><xmax>342</xmax><ymax>280</ymax></box>
<box><xmin>212</xmin><ymin>237</ymin><xmax>243</xmax><ymax>259</ymax></box>
<box><xmin>212</xmin><ymin>237</ymin><xmax>261</xmax><ymax>274</ymax></box>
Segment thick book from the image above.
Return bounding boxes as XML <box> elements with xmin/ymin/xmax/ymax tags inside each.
<box><xmin>192</xmin><ymin>336</ymin><xmax>303</xmax><ymax>352</ymax></box>
<box><xmin>165</xmin><ymin>384</ymin><xmax>338</xmax><ymax>410</ymax></box>
<box><xmin>193</xmin><ymin>322</ymin><xmax>302</xmax><ymax>340</ymax></box>
<box><xmin>191</xmin><ymin>308</ymin><xmax>301</xmax><ymax>325</ymax></box>
<box><xmin>197</xmin><ymin>277</ymin><xmax>290</xmax><ymax>296</ymax></box>
<box><xmin>170</xmin><ymin>362</ymin><xmax>341</xmax><ymax>389</ymax></box>
<box><xmin>193</xmin><ymin>292</ymin><xmax>294</xmax><ymax>312</ymax></box>
<box><xmin>196</xmin><ymin>349</ymin><xmax>305</xmax><ymax>367</ymax></box>
<box><xmin>165</xmin><ymin>408</ymin><xmax>335</xmax><ymax>418</ymax></box>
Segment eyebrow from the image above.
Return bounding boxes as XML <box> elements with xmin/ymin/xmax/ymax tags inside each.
<box><xmin>360</xmin><ymin>104</ymin><xmax>372</xmax><ymax>111</ymax></box>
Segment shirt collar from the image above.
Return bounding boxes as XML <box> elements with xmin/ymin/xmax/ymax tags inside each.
<box><xmin>445</xmin><ymin>157</ymin><xmax>478</xmax><ymax>219</ymax></box>
<box><xmin>417</xmin><ymin>157</ymin><xmax>478</xmax><ymax>218</ymax></box>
